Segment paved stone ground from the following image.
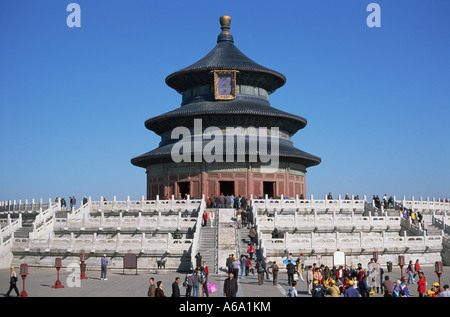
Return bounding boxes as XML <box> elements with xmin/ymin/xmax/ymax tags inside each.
<box><xmin>1</xmin><ymin>265</ymin><xmax>449</xmax><ymax>298</ymax></box>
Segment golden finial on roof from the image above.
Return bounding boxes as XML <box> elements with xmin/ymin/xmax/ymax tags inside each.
<box><xmin>219</xmin><ymin>15</ymin><xmax>231</xmax><ymax>34</ymax></box>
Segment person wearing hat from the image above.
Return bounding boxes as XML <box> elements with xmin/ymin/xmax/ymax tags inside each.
<box><xmin>326</xmin><ymin>279</ymin><xmax>340</xmax><ymax>297</ymax></box>
<box><xmin>311</xmin><ymin>279</ymin><xmax>326</xmax><ymax>297</ymax></box>
<box><xmin>5</xmin><ymin>266</ymin><xmax>20</xmax><ymax>297</ymax></box>
<box><xmin>344</xmin><ymin>280</ymin><xmax>360</xmax><ymax>297</ymax></box>
<box><xmin>432</xmin><ymin>282</ymin><xmax>440</xmax><ymax>297</ymax></box>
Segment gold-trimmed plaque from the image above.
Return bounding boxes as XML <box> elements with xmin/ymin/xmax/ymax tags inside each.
<box><xmin>212</xmin><ymin>70</ymin><xmax>238</xmax><ymax>100</ymax></box>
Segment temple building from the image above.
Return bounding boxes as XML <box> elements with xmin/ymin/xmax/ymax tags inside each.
<box><xmin>131</xmin><ymin>15</ymin><xmax>321</xmax><ymax>199</ymax></box>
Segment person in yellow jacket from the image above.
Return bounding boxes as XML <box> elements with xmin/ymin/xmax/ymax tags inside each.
<box><xmin>326</xmin><ymin>279</ymin><xmax>340</xmax><ymax>297</ymax></box>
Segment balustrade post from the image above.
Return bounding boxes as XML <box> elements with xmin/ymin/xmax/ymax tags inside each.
<box><xmin>116</xmin><ymin>233</ymin><xmax>121</xmax><ymax>251</ymax></box>
<box><xmin>141</xmin><ymin>232</ymin><xmax>146</xmax><ymax>251</ymax></box>
<box><xmin>92</xmin><ymin>232</ymin><xmax>97</xmax><ymax>251</ymax></box>
<box><xmin>360</xmin><ymin>231</ymin><xmax>363</xmax><ymax>249</ymax></box>
<box><xmin>138</xmin><ymin>211</ymin><xmax>142</xmax><ymax>229</ymax></box>
<box><xmin>70</xmin><ymin>232</ymin><xmax>74</xmax><ymax>250</ymax></box>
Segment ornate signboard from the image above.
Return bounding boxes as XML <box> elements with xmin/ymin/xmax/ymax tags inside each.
<box><xmin>213</xmin><ymin>70</ymin><xmax>238</xmax><ymax>100</ymax></box>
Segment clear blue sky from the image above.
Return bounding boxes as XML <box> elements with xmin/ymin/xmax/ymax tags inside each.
<box><xmin>1</xmin><ymin>0</ymin><xmax>449</xmax><ymax>203</ymax></box>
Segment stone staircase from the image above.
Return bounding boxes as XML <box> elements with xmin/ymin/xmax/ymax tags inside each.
<box><xmin>197</xmin><ymin>209</ymin><xmax>218</xmax><ymax>273</ymax></box>
<box><xmin>12</xmin><ymin>216</ymin><xmax>35</xmax><ymax>239</ymax></box>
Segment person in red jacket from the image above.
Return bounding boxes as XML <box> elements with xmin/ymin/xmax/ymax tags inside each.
<box><xmin>414</xmin><ymin>259</ymin><xmax>421</xmax><ymax>279</ymax></box>
<box><xmin>417</xmin><ymin>271</ymin><xmax>427</xmax><ymax>297</ymax></box>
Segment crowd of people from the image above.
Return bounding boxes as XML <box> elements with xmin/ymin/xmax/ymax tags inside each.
<box><xmin>205</xmin><ymin>193</ymin><xmax>249</xmax><ymax>209</ymax></box>
<box><xmin>54</xmin><ymin>196</ymin><xmax>89</xmax><ymax>211</ymax></box>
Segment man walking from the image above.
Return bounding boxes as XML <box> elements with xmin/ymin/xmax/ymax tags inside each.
<box><xmin>5</xmin><ymin>266</ymin><xmax>19</xmax><ymax>297</ymax></box>
<box><xmin>223</xmin><ymin>272</ymin><xmax>238</xmax><ymax>297</ymax></box>
<box><xmin>256</xmin><ymin>259</ymin><xmax>265</xmax><ymax>285</ymax></box>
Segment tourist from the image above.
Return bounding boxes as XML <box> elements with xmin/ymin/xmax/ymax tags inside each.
<box><xmin>245</xmin><ymin>256</ymin><xmax>252</xmax><ymax>276</ymax></box>
<box><xmin>327</xmin><ymin>192</ymin><xmax>333</xmax><ymax>200</ymax></box>
<box><xmin>171</xmin><ymin>277</ymin><xmax>181</xmax><ymax>297</ymax></box>
<box><xmin>219</xmin><ymin>193</ymin><xmax>225</xmax><ymax>208</ymax></box>
<box><xmin>313</xmin><ymin>267</ymin><xmax>322</xmax><ymax>285</ymax></box>
<box><xmin>344</xmin><ymin>280</ymin><xmax>360</xmax><ymax>297</ymax></box>
<box><xmin>249</xmin><ymin>226</ymin><xmax>257</xmax><ymax>245</ymax></box>
<box><xmin>240</xmin><ymin>255</ymin><xmax>246</xmax><ymax>278</ymax></box>
<box><xmin>247</xmin><ymin>206</ymin><xmax>253</xmax><ymax>228</ymax></box>
<box><xmin>100</xmin><ymin>254</ymin><xmax>108</xmax><ymax>280</ymax></box>
<box><xmin>406</xmin><ymin>260</ymin><xmax>415</xmax><ymax>284</ymax></box>
<box><xmin>296</xmin><ymin>256</ymin><xmax>305</xmax><ymax>281</ymax></box>
<box><xmin>359</xmin><ymin>275</ymin><xmax>370</xmax><ymax>297</ymax></box>
<box><xmin>336</xmin><ymin>265</ymin><xmax>343</xmax><ymax>285</ymax></box>
<box><xmin>263</xmin><ymin>257</ymin><xmax>270</xmax><ymax>279</ymax></box>
<box><xmin>247</xmin><ymin>243</ymin><xmax>255</xmax><ymax>261</ymax></box>
<box><xmin>195</xmin><ymin>252</ymin><xmax>202</xmax><ymax>269</ymax></box>
<box><xmin>209</xmin><ymin>209</ymin><xmax>215</xmax><ymax>227</ymax></box>
<box><xmin>223</xmin><ymin>272</ymin><xmax>238</xmax><ymax>297</ymax></box>
<box><xmin>202</xmin><ymin>210</ymin><xmax>208</xmax><ymax>227</ymax></box>
<box><xmin>307</xmin><ymin>266</ymin><xmax>314</xmax><ymax>294</ymax></box>
<box><xmin>230</xmin><ymin>194</ymin><xmax>235</xmax><ymax>208</ymax></box>
<box><xmin>5</xmin><ymin>266</ymin><xmax>19</xmax><ymax>297</ymax></box>
<box><xmin>357</xmin><ymin>263</ymin><xmax>365</xmax><ymax>284</ymax></box>
<box><xmin>382</xmin><ymin>275</ymin><xmax>394</xmax><ymax>297</ymax></box>
<box><xmin>241</xmin><ymin>208</ymin><xmax>247</xmax><ymax>227</ymax></box>
<box><xmin>400</xmin><ymin>276</ymin><xmax>410</xmax><ymax>297</ymax></box>
<box><xmin>286</xmin><ymin>260</ymin><xmax>296</xmax><ymax>286</ymax></box>
<box><xmin>287</xmin><ymin>281</ymin><xmax>298</xmax><ymax>297</ymax></box>
<box><xmin>147</xmin><ymin>277</ymin><xmax>155</xmax><ymax>297</ymax></box>
<box><xmin>272</xmin><ymin>261</ymin><xmax>279</xmax><ymax>285</ymax></box>
<box><xmin>241</xmin><ymin>196</ymin><xmax>247</xmax><ymax>210</ymax></box>
<box><xmin>392</xmin><ymin>280</ymin><xmax>401</xmax><ymax>297</ymax></box>
<box><xmin>414</xmin><ymin>259</ymin><xmax>421</xmax><ymax>279</ymax></box>
<box><xmin>184</xmin><ymin>269</ymin><xmax>194</xmax><ymax>297</ymax></box>
<box><xmin>61</xmin><ymin>197</ymin><xmax>66</xmax><ymax>210</ymax></box>
<box><xmin>367</xmin><ymin>265</ymin><xmax>377</xmax><ymax>294</ymax></box>
<box><xmin>232</xmin><ymin>257</ymin><xmax>240</xmax><ymax>279</ymax></box>
<box><xmin>326</xmin><ymin>279</ymin><xmax>340</xmax><ymax>297</ymax></box>
<box><xmin>192</xmin><ymin>269</ymin><xmax>201</xmax><ymax>297</ymax></box>
<box><xmin>82</xmin><ymin>196</ymin><xmax>88</xmax><ymax>205</ymax></box>
<box><xmin>438</xmin><ymin>284</ymin><xmax>450</xmax><ymax>297</ymax></box>
<box><xmin>417</xmin><ymin>271</ymin><xmax>427</xmax><ymax>297</ymax></box>
<box><xmin>377</xmin><ymin>263</ymin><xmax>384</xmax><ymax>293</ymax></box>
<box><xmin>226</xmin><ymin>254</ymin><xmax>234</xmax><ymax>273</ymax></box>
<box><xmin>422</xmin><ymin>220</ymin><xmax>428</xmax><ymax>236</ymax></box>
<box><xmin>155</xmin><ymin>281</ymin><xmax>166</xmax><ymax>297</ymax></box>
<box><xmin>236</xmin><ymin>210</ymin><xmax>242</xmax><ymax>229</ymax></box>
<box><xmin>311</xmin><ymin>280</ymin><xmax>326</xmax><ymax>297</ymax></box>
<box><xmin>432</xmin><ymin>282</ymin><xmax>440</xmax><ymax>296</ymax></box>
<box><xmin>202</xmin><ymin>261</ymin><xmax>209</xmax><ymax>280</ymax></box>
<box><xmin>200</xmin><ymin>267</ymin><xmax>209</xmax><ymax>297</ymax></box>
<box><xmin>256</xmin><ymin>259</ymin><xmax>265</xmax><ymax>285</ymax></box>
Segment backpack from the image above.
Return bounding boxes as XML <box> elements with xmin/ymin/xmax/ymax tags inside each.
<box><xmin>312</xmin><ymin>286</ymin><xmax>324</xmax><ymax>297</ymax></box>
<box><xmin>200</xmin><ymin>272</ymin><xmax>206</xmax><ymax>284</ymax></box>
